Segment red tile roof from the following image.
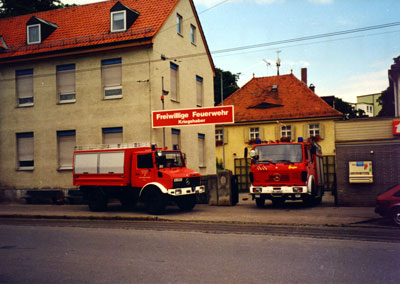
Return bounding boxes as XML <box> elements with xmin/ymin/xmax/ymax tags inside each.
<box><xmin>0</xmin><ymin>0</ymin><xmax>180</xmax><ymax>62</ymax></box>
<box><xmin>223</xmin><ymin>74</ymin><xmax>342</xmax><ymax>123</ymax></box>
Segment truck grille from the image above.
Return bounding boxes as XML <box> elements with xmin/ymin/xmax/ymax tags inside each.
<box><xmin>173</xmin><ymin>177</ymin><xmax>200</xmax><ymax>189</ymax></box>
<box><xmin>268</xmin><ymin>174</ymin><xmax>290</xmax><ymax>182</ymax></box>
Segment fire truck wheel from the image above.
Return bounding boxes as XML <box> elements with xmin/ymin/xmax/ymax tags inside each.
<box><xmin>88</xmin><ymin>191</ymin><xmax>107</xmax><ymax>212</ymax></box>
<box><xmin>176</xmin><ymin>195</ymin><xmax>196</xmax><ymax>211</ymax></box>
<box><xmin>146</xmin><ymin>189</ymin><xmax>165</xmax><ymax>215</ymax></box>
<box><xmin>255</xmin><ymin>197</ymin><xmax>265</xmax><ymax>208</ymax></box>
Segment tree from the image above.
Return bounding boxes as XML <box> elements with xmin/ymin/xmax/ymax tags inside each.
<box><xmin>333</xmin><ymin>97</ymin><xmax>367</xmax><ymax>119</ymax></box>
<box><xmin>0</xmin><ymin>0</ymin><xmax>70</xmax><ymax>18</ymax></box>
<box><xmin>377</xmin><ymin>85</ymin><xmax>395</xmax><ymax>117</ymax></box>
<box><xmin>214</xmin><ymin>67</ymin><xmax>240</xmax><ymax>106</ymax></box>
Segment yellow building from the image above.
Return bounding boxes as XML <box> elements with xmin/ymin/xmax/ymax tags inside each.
<box><xmin>0</xmin><ymin>0</ymin><xmax>216</xmax><ymax>198</ymax></box>
<box><xmin>216</xmin><ymin>72</ymin><xmax>342</xmax><ymax>190</ymax></box>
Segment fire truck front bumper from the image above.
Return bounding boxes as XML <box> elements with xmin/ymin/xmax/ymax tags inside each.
<box><xmin>250</xmin><ymin>185</ymin><xmax>309</xmax><ymax>198</ymax></box>
<box><xmin>167</xmin><ymin>185</ymin><xmax>205</xmax><ymax>196</ymax></box>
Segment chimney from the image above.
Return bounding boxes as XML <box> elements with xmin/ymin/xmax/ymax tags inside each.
<box><xmin>301</xmin><ymin>68</ymin><xmax>307</xmax><ymax>85</ymax></box>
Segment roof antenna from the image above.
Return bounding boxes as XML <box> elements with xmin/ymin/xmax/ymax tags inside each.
<box><xmin>276</xmin><ymin>50</ymin><xmax>281</xmax><ymax>76</ymax></box>
<box><xmin>262</xmin><ymin>59</ymin><xmax>271</xmax><ymax>76</ymax></box>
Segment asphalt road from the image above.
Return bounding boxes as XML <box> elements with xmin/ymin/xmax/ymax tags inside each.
<box><xmin>1</xmin><ymin>219</ymin><xmax>400</xmax><ymax>283</ymax></box>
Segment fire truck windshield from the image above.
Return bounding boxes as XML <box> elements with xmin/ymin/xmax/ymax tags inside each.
<box><xmin>254</xmin><ymin>144</ymin><xmax>303</xmax><ymax>164</ymax></box>
<box><xmin>157</xmin><ymin>151</ymin><xmax>185</xmax><ymax>168</ymax></box>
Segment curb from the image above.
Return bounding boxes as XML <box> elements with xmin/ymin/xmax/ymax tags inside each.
<box><xmin>0</xmin><ymin>212</ymin><xmax>389</xmax><ymax>230</ymax></box>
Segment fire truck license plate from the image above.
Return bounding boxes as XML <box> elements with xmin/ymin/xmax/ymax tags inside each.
<box><xmin>273</xmin><ymin>187</ymin><xmax>282</xmax><ymax>193</ymax></box>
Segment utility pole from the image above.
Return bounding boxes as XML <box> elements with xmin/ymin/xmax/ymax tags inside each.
<box><xmin>221</xmin><ymin>71</ymin><xmax>225</xmax><ymax>169</ymax></box>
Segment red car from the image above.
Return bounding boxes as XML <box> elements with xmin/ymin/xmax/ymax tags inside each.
<box><xmin>375</xmin><ymin>184</ymin><xmax>400</xmax><ymax>226</ymax></box>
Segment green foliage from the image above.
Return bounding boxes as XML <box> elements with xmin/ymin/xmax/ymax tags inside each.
<box><xmin>377</xmin><ymin>85</ymin><xmax>395</xmax><ymax>117</ymax></box>
<box><xmin>333</xmin><ymin>97</ymin><xmax>367</xmax><ymax>119</ymax></box>
<box><xmin>214</xmin><ymin>67</ymin><xmax>240</xmax><ymax>106</ymax></box>
<box><xmin>0</xmin><ymin>0</ymin><xmax>72</xmax><ymax>18</ymax></box>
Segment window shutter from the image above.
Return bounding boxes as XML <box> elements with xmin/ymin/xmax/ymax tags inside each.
<box><xmin>196</xmin><ymin>76</ymin><xmax>203</xmax><ymax>106</ymax></box>
<box><xmin>18</xmin><ymin>137</ymin><xmax>34</xmax><ymax>162</ymax></box>
<box><xmin>259</xmin><ymin>127</ymin><xmax>264</xmax><ymax>141</ymax></box>
<box><xmin>57</xmin><ymin>69</ymin><xmax>75</xmax><ymax>94</ymax></box>
<box><xmin>198</xmin><ymin>133</ymin><xmax>205</xmax><ymax>167</ymax></box>
<box><xmin>303</xmin><ymin>124</ymin><xmax>310</xmax><ymax>138</ymax></box>
<box><xmin>275</xmin><ymin>125</ymin><xmax>280</xmax><ymax>140</ymax></box>
<box><xmin>244</xmin><ymin>128</ymin><xmax>249</xmax><ymax>142</ymax></box>
<box><xmin>16</xmin><ymin>73</ymin><xmax>33</xmax><ymax>99</ymax></box>
<box><xmin>102</xmin><ymin>64</ymin><xmax>122</xmax><ymax>88</ymax></box>
<box><xmin>319</xmin><ymin>123</ymin><xmax>325</xmax><ymax>139</ymax></box>
<box><xmin>170</xmin><ymin>63</ymin><xmax>178</xmax><ymax>101</ymax></box>
<box><xmin>103</xmin><ymin>132</ymin><xmax>122</xmax><ymax>145</ymax></box>
<box><xmin>291</xmin><ymin>125</ymin><xmax>296</xmax><ymax>141</ymax></box>
<box><xmin>58</xmin><ymin>134</ymin><xmax>75</xmax><ymax>168</ymax></box>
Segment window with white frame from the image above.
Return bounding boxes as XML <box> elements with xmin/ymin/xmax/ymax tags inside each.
<box><xmin>170</xmin><ymin>62</ymin><xmax>179</xmax><ymax>101</ymax></box>
<box><xmin>171</xmin><ymin>129</ymin><xmax>181</xmax><ymax>150</ymax></box>
<box><xmin>16</xmin><ymin>69</ymin><xmax>34</xmax><ymax>107</ymax></box>
<box><xmin>190</xmin><ymin>24</ymin><xmax>196</xmax><ymax>44</ymax></box>
<box><xmin>27</xmin><ymin>24</ymin><xmax>40</xmax><ymax>44</ymax></box>
<box><xmin>198</xmin><ymin>133</ymin><xmax>205</xmax><ymax>167</ymax></box>
<box><xmin>281</xmin><ymin>125</ymin><xmax>292</xmax><ymax>138</ymax></box>
<box><xmin>57</xmin><ymin>64</ymin><xmax>76</xmax><ymax>103</ymax></box>
<box><xmin>309</xmin><ymin>124</ymin><xmax>320</xmax><ymax>137</ymax></box>
<box><xmin>111</xmin><ymin>10</ymin><xmax>126</xmax><ymax>32</ymax></box>
<box><xmin>196</xmin><ymin>75</ymin><xmax>203</xmax><ymax>106</ymax></box>
<box><xmin>16</xmin><ymin>132</ymin><xmax>34</xmax><ymax>170</ymax></box>
<box><xmin>102</xmin><ymin>58</ymin><xmax>122</xmax><ymax>99</ymax></box>
<box><xmin>249</xmin><ymin>127</ymin><xmax>259</xmax><ymax>140</ymax></box>
<box><xmin>177</xmin><ymin>13</ymin><xmax>183</xmax><ymax>34</ymax></box>
<box><xmin>57</xmin><ymin>130</ymin><xmax>75</xmax><ymax>170</ymax></box>
<box><xmin>102</xmin><ymin>127</ymin><xmax>123</xmax><ymax>145</ymax></box>
<box><xmin>215</xmin><ymin>129</ymin><xmax>223</xmax><ymax>141</ymax></box>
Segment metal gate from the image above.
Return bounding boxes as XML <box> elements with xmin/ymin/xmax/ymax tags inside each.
<box><xmin>234</xmin><ymin>158</ymin><xmax>251</xmax><ymax>192</ymax></box>
<box><xmin>234</xmin><ymin>156</ymin><xmax>336</xmax><ymax>193</ymax></box>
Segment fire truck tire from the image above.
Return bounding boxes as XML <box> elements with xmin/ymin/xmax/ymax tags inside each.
<box><xmin>176</xmin><ymin>195</ymin><xmax>196</xmax><ymax>211</ymax></box>
<box><xmin>145</xmin><ymin>188</ymin><xmax>165</xmax><ymax>215</ymax></box>
<box><xmin>88</xmin><ymin>191</ymin><xmax>107</xmax><ymax>212</ymax></box>
<box><xmin>255</xmin><ymin>197</ymin><xmax>265</xmax><ymax>208</ymax></box>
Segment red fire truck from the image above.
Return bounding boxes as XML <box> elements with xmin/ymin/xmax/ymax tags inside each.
<box><xmin>248</xmin><ymin>138</ymin><xmax>325</xmax><ymax>207</ymax></box>
<box><xmin>73</xmin><ymin>143</ymin><xmax>205</xmax><ymax>214</ymax></box>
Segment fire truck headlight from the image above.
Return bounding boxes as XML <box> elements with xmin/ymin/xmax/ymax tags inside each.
<box><xmin>252</xmin><ymin>187</ymin><xmax>262</xmax><ymax>193</ymax></box>
<box><xmin>293</xmin><ymin>187</ymin><xmax>303</xmax><ymax>193</ymax></box>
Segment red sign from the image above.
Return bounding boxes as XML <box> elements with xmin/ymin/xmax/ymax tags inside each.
<box><xmin>152</xmin><ymin>106</ymin><xmax>234</xmax><ymax>128</ymax></box>
<box><xmin>393</xmin><ymin>121</ymin><xmax>400</xmax><ymax>135</ymax></box>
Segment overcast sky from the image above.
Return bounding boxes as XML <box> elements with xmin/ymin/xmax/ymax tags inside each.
<box><xmin>61</xmin><ymin>0</ymin><xmax>400</xmax><ymax>102</ymax></box>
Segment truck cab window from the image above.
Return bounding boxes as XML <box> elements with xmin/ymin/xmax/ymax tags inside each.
<box><xmin>137</xmin><ymin>154</ymin><xmax>153</xmax><ymax>168</ymax></box>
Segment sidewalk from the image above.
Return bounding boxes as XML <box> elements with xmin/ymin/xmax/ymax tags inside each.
<box><xmin>0</xmin><ymin>193</ymin><xmax>380</xmax><ymax>227</ymax></box>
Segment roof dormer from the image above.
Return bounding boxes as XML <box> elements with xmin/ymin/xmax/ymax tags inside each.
<box><xmin>110</xmin><ymin>1</ymin><xmax>139</xmax><ymax>33</ymax></box>
<box><xmin>26</xmin><ymin>16</ymin><xmax>58</xmax><ymax>45</ymax></box>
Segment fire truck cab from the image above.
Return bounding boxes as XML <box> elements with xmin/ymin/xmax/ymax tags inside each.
<box><xmin>248</xmin><ymin>138</ymin><xmax>325</xmax><ymax>207</ymax></box>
